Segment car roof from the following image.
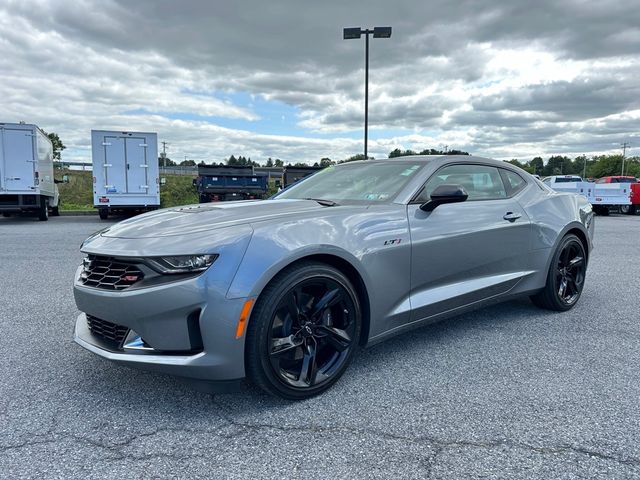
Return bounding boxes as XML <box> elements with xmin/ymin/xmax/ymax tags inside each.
<box><xmin>346</xmin><ymin>155</ymin><xmax>513</xmax><ymax>169</ymax></box>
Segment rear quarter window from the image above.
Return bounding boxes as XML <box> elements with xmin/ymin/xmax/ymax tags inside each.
<box><xmin>500</xmin><ymin>169</ymin><xmax>527</xmax><ymax>196</ymax></box>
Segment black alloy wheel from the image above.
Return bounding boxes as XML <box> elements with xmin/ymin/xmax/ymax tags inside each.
<box><xmin>246</xmin><ymin>262</ymin><xmax>361</xmax><ymax>399</ymax></box>
<box><xmin>531</xmin><ymin>234</ymin><xmax>587</xmax><ymax>311</ymax></box>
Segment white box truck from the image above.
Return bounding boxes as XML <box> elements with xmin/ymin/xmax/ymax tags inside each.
<box><xmin>91</xmin><ymin>130</ymin><xmax>160</xmax><ymax>219</ymax></box>
<box><xmin>0</xmin><ymin>122</ymin><xmax>59</xmax><ymax>221</ymax></box>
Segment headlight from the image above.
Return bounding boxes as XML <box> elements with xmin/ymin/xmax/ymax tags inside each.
<box><xmin>147</xmin><ymin>254</ymin><xmax>218</xmax><ymax>274</ymax></box>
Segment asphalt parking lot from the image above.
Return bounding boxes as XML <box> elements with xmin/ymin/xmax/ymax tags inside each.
<box><xmin>1</xmin><ymin>214</ymin><xmax>639</xmax><ymax>479</ymax></box>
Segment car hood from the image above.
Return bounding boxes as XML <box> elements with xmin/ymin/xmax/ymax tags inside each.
<box><xmin>101</xmin><ymin>199</ymin><xmax>348</xmax><ymax>238</ymax></box>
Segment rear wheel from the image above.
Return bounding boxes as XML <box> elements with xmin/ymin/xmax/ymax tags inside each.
<box><xmin>531</xmin><ymin>234</ymin><xmax>587</xmax><ymax>311</ymax></box>
<box><xmin>246</xmin><ymin>262</ymin><xmax>361</xmax><ymax>400</ymax></box>
<box><xmin>51</xmin><ymin>206</ymin><xmax>60</xmax><ymax>216</ymax></box>
<box><xmin>38</xmin><ymin>197</ymin><xmax>49</xmax><ymax>221</ymax></box>
<box><xmin>98</xmin><ymin>208</ymin><xmax>109</xmax><ymax>220</ymax></box>
<box><xmin>2</xmin><ymin>213</ymin><xmax>11</xmax><ymax>218</ymax></box>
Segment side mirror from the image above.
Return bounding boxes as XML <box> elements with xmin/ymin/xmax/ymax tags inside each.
<box><xmin>420</xmin><ymin>184</ymin><xmax>468</xmax><ymax>212</ymax></box>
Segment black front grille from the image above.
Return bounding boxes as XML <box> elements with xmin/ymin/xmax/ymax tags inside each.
<box><xmin>86</xmin><ymin>314</ymin><xmax>129</xmax><ymax>346</ymax></box>
<box><xmin>80</xmin><ymin>255</ymin><xmax>144</xmax><ymax>290</ymax></box>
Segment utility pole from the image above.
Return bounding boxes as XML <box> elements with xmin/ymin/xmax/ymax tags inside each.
<box><xmin>621</xmin><ymin>141</ymin><xmax>630</xmax><ymax>176</ymax></box>
<box><xmin>161</xmin><ymin>141</ymin><xmax>169</xmax><ymax>169</ymax></box>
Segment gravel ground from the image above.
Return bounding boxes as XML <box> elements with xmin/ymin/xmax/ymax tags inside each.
<box><xmin>1</xmin><ymin>214</ymin><xmax>639</xmax><ymax>479</ymax></box>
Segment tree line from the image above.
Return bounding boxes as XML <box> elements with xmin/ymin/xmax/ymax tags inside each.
<box><xmin>43</xmin><ymin>131</ymin><xmax>637</xmax><ymax>179</ymax></box>
<box><xmin>158</xmin><ymin>150</ymin><xmax>639</xmax><ymax>178</ymax></box>
<box><xmin>505</xmin><ymin>155</ymin><xmax>640</xmax><ymax>178</ymax></box>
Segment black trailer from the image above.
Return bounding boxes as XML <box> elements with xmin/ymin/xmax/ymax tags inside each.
<box><xmin>283</xmin><ymin>166</ymin><xmax>324</xmax><ymax>188</ymax></box>
<box><xmin>195</xmin><ymin>165</ymin><xmax>268</xmax><ymax>202</ymax></box>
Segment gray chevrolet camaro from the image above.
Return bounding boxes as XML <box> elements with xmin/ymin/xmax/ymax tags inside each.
<box><xmin>74</xmin><ymin>156</ymin><xmax>594</xmax><ymax>399</ymax></box>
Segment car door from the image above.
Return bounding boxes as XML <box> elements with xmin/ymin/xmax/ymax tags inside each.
<box><xmin>408</xmin><ymin>163</ymin><xmax>531</xmax><ymax>323</ymax></box>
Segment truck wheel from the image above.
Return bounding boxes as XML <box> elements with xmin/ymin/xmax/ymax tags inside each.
<box><xmin>2</xmin><ymin>213</ymin><xmax>11</xmax><ymax>218</ymax></box>
<box><xmin>99</xmin><ymin>208</ymin><xmax>109</xmax><ymax>220</ymax></box>
<box><xmin>622</xmin><ymin>205</ymin><xmax>637</xmax><ymax>215</ymax></box>
<box><xmin>630</xmin><ymin>205</ymin><xmax>638</xmax><ymax>215</ymax></box>
<box><xmin>51</xmin><ymin>206</ymin><xmax>60</xmax><ymax>216</ymax></box>
<box><xmin>38</xmin><ymin>197</ymin><xmax>49</xmax><ymax>221</ymax></box>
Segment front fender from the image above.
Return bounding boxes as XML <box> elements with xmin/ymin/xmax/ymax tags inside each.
<box><xmin>226</xmin><ymin>240</ymin><xmax>371</xmax><ymax>300</ymax></box>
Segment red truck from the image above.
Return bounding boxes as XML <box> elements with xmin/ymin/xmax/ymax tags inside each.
<box><xmin>595</xmin><ymin>176</ymin><xmax>640</xmax><ymax>214</ymax></box>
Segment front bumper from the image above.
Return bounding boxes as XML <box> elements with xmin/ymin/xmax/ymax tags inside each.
<box><xmin>73</xmin><ymin>267</ymin><xmax>250</xmax><ymax>381</ymax></box>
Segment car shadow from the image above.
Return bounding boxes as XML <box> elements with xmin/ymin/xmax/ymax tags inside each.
<box><xmin>73</xmin><ymin>296</ymin><xmax>549</xmax><ymax>414</ymax></box>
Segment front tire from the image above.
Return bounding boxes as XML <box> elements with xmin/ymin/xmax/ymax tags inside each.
<box><xmin>246</xmin><ymin>261</ymin><xmax>361</xmax><ymax>400</ymax></box>
<box><xmin>530</xmin><ymin>234</ymin><xmax>587</xmax><ymax>311</ymax></box>
<box><xmin>98</xmin><ymin>208</ymin><xmax>109</xmax><ymax>220</ymax></box>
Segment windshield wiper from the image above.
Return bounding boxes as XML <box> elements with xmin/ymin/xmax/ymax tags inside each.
<box><xmin>303</xmin><ymin>197</ymin><xmax>339</xmax><ymax>207</ymax></box>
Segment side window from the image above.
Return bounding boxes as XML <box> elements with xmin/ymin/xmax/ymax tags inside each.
<box><xmin>417</xmin><ymin>164</ymin><xmax>507</xmax><ymax>202</ymax></box>
<box><xmin>500</xmin><ymin>169</ymin><xmax>527</xmax><ymax>196</ymax></box>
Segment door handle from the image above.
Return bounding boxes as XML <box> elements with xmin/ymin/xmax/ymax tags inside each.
<box><xmin>503</xmin><ymin>212</ymin><xmax>522</xmax><ymax>222</ymax></box>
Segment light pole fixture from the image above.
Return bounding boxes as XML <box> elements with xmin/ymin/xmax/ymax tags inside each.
<box><xmin>343</xmin><ymin>26</ymin><xmax>392</xmax><ymax>159</ymax></box>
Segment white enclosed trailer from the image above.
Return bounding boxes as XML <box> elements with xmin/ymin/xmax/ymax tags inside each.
<box><xmin>0</xmin><ymin>122</ymin><xmax>59</xmax><ymax>221</ymax></box>
<box><xmin>91</xmin><ymin>130</ymin><xmax>160</xmax><ymax>219</ymax></box>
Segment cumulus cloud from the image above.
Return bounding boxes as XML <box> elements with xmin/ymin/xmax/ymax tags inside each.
<box><xmin>1</xmin><ymin>0</ymin><xmax>639</xmax><ymax>163</ymax></box>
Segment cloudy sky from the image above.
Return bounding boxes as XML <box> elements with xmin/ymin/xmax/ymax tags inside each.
<box><xmin>1</xmin><ymin>0</ymin><xmax>639</xmax><ymax>164</ymax></box>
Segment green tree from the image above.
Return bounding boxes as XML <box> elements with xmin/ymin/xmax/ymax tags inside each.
<box><xmin>179</xmin><ymin>159</ymin><xmax>196</xmax><ymax>166</ymax></box>
<box><xmin>587</xmin><ymin>155</ymin><xmax>625</xmax><ymax>178</ymax></box>
<box><xmin>274</xmin><ymin>159</ymin><xmax>284</xmax><ymax>167</ymax></box>
<box><xmin>158</xmin><ymin>156</ymin><xmax>176</xmax><ymax>166</ymax></box>
<box><xmin>266</xmin><ymin>157</ymin><xmax>274</xmax><ymax>167</ymax></box>
<box><xmin>339</xmin><ymin>154</ymin><xmax>371</xmax><ymax>163</ymax></box>
<box><xmin>529</xmin><ymin>157</ymin><xmax>544</xmax><ymax>175</ymax></box>
<box><xmin>44</xmin><ymin>131</ymin><xmax>66</xmax><ymax>160</ymax></box>
<box><xmin>544</xmin><ymin>156</ymin><xmax>572</xmax><ymax>176</ymax></box>
<box><xmin>505</xmin><ymin>159</ymin><xmax>533</xmax><ymax>173</ymax></box>
<box><xmin>445</xmin><ymin>149</ymin><xmax>470</xmax><ymax>155</ymax></box>
<box><xmin>319</xmin><ymin>157</ymin><xmax>334</xmax><ymax>167</ymax></box>
<box><xmin>389</xmin><ymin>148</ymin><xmax>417</xmax><ymax>158</ymax></box>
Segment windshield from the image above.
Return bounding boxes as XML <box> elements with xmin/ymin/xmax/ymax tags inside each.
<box><xmin>275</xmin><ymin>162</ymin><xmax>425</xmax><ymax>203</ymax></box>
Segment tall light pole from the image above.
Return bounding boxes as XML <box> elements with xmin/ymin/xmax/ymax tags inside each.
<box><xmin>343</xmin><ymin>26</ymin><xmax>392</xmax><ymax>159</ymax></box>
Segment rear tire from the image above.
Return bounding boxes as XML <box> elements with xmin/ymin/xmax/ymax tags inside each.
<box><xmin>98</xmin><ymin>208</ymin><xmax>109</xmax><ymax>220</ymax></box>
<box><xmin>38</xmin><ymin>197</ymin><xmax>49</xmax><ymax>221</ymax></box>
<box><xmin>2</xmin><ymin>213</ymin><xmax>11</xmax><ymax>218</ymax></box>
<box><xmin>246</xmin><ymin>261</ymin><xmax>361</xmax><ymax>400</ymax></box>
<box><xmin>530</xmin><ymin>234</ymin><xmax>587</xmax><ymax>312</ymax></box>
<box><xmin>51</xmin><ymin>206</ymin><xmax>60</xmax><ymax>216</ymax></box>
